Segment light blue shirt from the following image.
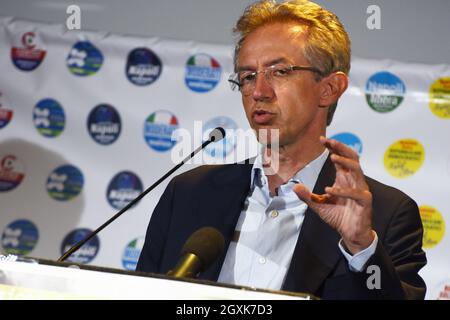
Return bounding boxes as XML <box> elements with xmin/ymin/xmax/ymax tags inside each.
<box><xmin>218</xmin><ymin>149</ymin><xmax>378</xmax><ymax>290</ymax></box>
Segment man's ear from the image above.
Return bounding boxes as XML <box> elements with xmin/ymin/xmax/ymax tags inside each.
<box><xmin>318</xmin><ymin>71</ymin><xmax>348</xmax><ymax>108</ymax></box>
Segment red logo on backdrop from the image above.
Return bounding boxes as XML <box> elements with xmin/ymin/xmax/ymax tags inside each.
<box><xmin>0</xmin><ymin>155</ymin><xmax>25</xmax><ymax>192</ymax></box>
<box><xmin>0</xmin><ymin>91</ymin><xmax>13</xmax><ymax>129</ymax></box>
<box><xmin>22</xmin><ymin>32</ymin><xmax>37</xmax><ymax>49</ymax></box>
<box><xmin>11</xmin><ymin>32</ymin><xmax>46</xmax><ymax>71</ymax></box>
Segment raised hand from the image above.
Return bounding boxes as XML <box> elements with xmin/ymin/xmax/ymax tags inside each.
<box><xmin>293</xmin><ymin>136</ymin><xmax>375</xmax><ymax>254</ymax></box>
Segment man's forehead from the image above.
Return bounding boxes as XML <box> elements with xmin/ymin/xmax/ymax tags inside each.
<box><xmin>237</xmin><ymin>22</ymin><xmax>309</xmax><ymax>69</ymax></box>
<box><xmin>240</xmin><ymin>21</ymin><xmax>309</xmax><ymax>51</ymax></box>
<box><xmin>249</xmin><ymin>21</ymin><xmax>309</xmax><ymax>39</ymax></box>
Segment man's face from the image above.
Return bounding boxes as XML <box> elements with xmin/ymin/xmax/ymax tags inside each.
<box><xmin>237</xmin><ymin>22</ymin><xmax>325</xmax><ymax>147</ymax></box>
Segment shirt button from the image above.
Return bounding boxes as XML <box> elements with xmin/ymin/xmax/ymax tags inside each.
<box><xmin>270</xmin><ymin>210</ymin><xmax>279</xmax><ymax>218</ymax></box>
<box><xmin>259</xmin><ymin>257</ymin><xmax>266</xmax><ymax>264</ymax></box>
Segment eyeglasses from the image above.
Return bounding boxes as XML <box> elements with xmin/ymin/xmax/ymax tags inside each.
<box><xmin>228</xmin><ymin>64</ymin><xmax>324</xmax><ymax>95</ymax></box>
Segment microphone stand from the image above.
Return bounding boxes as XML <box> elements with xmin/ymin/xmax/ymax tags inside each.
<box><xmin>58</xmin><ymin>130</ymin><xmax>223</xmax><ymax>262</ymax></box>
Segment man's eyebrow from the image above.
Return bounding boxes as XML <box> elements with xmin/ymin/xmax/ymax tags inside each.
<box><xmin>265</xmin><ymin>58</ymin><xmax>290</xmax><ymax>67</ymax></box>
<box><xmin>237</xmin><ymin>58</ymin><xmax>291</xmax><ymax>72</ymax></box>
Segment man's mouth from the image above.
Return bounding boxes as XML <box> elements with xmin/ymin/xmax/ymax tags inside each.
<box><xmin>252</xmin><ymin>110</ymin><xmax>276</xmax><ymax>124</ymax></box>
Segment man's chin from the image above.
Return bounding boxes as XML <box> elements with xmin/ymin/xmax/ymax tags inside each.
<box><xmin>253</xmin><ymin>127</ymin><xmax>281</xmax><ymax>146</ymax></box>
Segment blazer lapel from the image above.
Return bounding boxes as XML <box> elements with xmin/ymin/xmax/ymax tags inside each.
<box><xmin>282</xmin><ymin>155</ymin><xmax>342</xmax><ymax>295</ymax></box>
<box><xmin>198</xmin><ymin>162</ymin><xmax>253</xmax><ymax>281</ymax></box>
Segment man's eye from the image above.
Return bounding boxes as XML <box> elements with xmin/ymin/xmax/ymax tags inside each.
<box><xmin>273</xmin><ymin>68</ymin><xmax>290</xmax><ymax>77</ymax></box>
<box><xmin>240</xmin><ymin>73</ymin><xmax>256</xmax><ymax>83</ymax></box>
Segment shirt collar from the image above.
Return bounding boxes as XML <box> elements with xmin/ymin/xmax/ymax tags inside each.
<box><xmin>250</xmin><ymin>146</ymin><xmax>329</xmax><ymax>192</ymax></box>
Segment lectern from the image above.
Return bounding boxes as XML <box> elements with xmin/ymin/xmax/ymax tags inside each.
<box><xmin>0</xmin><ymin>258</ymin><xmax>312</xmax><ymax>300</ymax></box>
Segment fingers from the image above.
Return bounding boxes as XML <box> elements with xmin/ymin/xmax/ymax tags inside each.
<box><xmin>293</xmin><ymin>184</ymin><xmax>333</xmax><ymax>205</ymax></box>
<box><xmin>330</xmin><ymin>153</ymin><xmax>367</xmax><ymax>187</ymax></box>
<box><xmin>311</xmin><ymin>193</ymin><xmax>331</xmax><ymax>204</ymax></box>
<box><xmin>322</xmin><ymin>137</ymin><xmax>368</xmax><ymax>187</ymax></box>
<box><xmin>293</xmin><ymin>183</ymin><xmax>311</xmax><ymax>202</ymax></box>
<box><xmin>293</xmin><ymin>183</ymin><xmax>371</xmax><ymax>207</ymax></box>
<box><xmin>325</xmin><ymin>186</ymin><xmax>372</xmax><ymax>206</ymax></box>
<box><xmin>320</xmin><ymin>136</ymin><xmax>359</xmax><ymax>161</ymax></box>
<box><xmin>330</xmin><ymin>153</ymin><xmax>360</xmax><ymax>172</ymax></box>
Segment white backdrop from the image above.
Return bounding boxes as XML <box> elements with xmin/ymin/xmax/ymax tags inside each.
<box><xmin>0</xmin><ymin>17</ymin><xmax>449</xmax><ymax>299</ymax></box>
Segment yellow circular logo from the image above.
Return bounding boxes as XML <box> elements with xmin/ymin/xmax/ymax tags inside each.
<box><xmin>420</xmin><ymin>205</ymin><xmax>446</xmax><ymax>249</ymax></box>
<box><xmin>429</xmin><ymin>77</ymin><xmax>450</xmax><ymax>119</ymax></box>
<box><xmin>384</xmin><ymin>139</ymin><xmax>425</xmax><ymax>178</ymax></box>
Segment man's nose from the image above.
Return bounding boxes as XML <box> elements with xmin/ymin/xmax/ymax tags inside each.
<box><xmin>252</xmin><ymin>73</ymin><xmax>275</xmax><ymax>101</ymax></box>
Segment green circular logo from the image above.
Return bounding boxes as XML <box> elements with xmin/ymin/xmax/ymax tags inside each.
<box><xmin>365</xmin><ymin>71</ymin><xmax>406</xmax><ymax>113</ymax></box>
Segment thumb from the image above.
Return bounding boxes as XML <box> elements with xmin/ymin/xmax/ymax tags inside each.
<box><xmin>293</xmin><ymin>183</ymin><xmax>312</xmax><ymax>204</ymax></box>
<box><xmin>293</xmin><ymin>183</ymin><xmax>330</xmax><ymax>205</ymax></box>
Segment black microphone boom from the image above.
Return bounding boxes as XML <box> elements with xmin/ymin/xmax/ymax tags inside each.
<box><xmin>58</xmin><ymin>127</ymin><xmax>226</xmax><ymax>262</ymax></box>
<box><xmin>167</xmin><ymin>227</ymin><xmax>225</xmax><ymax>278</ymax></box>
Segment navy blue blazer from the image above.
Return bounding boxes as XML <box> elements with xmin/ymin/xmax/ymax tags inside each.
<box><xmin>136</xmin><ymin>157</ymin><xmax>427</xmax><ymax>299</ymax></box>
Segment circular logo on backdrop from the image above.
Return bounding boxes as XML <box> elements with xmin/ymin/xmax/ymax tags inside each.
<box><xmin>11</xmin><ymin>32</ymin><xmax>46</xmax><ymax>71</ymax></box>
<box><xmin>365</xmin><ymin>71</ymin><xmax>406</xmax><ymax>113</ymax></box>
<box><xmin>66</xmin><ymin>41</ymin><xmax>103</xmax><ymax>76</ymax></box>
<box><xmin>1</xmin><ymin>219</ymin><xmax>39</xmax><ymax>256</ymax></box>
<box><xmin>383</xmin><ymin>139</ymin><xmax>425</xmax><ymax>178</ymax></box>
<box><xmin>33</xmin><ymin>98</ymin><xmax>65</xmax><ymax>138</ymax></box>
<box><xmin>185</xmin><ymin>53</ymin><xmax>222</xmax><ymax>93</ymax></box>
<box><xmin>203</xmin><ymin>116</ymin><xmax>238</xmax><ymax>159</ymax></box>
<box><xmin>429</xmin><ymin>77</ymin><xmax>450</xmax><ymax>119</ymax></box>
<box><xmin>46</xmin><ymin>165</ymin><xmax>84</xmax><ymax>201</ymax></box>
<box><xmin>60</xmin><ymin>228</ymin><xmax>99</xmax><ymax>264</ymax></box>
<box><xmin>330</xmin><ymin>132</ymin><xmax>363</xmax><ymax>156</ymax></box>
<box><xmin>144</xmin><ymin>110</ymin><xmax>179</xmax><ymax>152</ymax></box>
<box><xmin>0</xmin><ymin>91</ymin><xmax>13</xmax><ymax>130</ymax></box>
<box><xmin>122</xmin><ymin>237</ymin><xmax>145</xmax><ymax>270</ymax></box>
<box><xmin>0</xmin><ymin>154</ymin><xmax>25</xmax><ymax>192</ymax></box>
<box><xmin>419</xmin><ymin>205</ymin><xmax>446</xmax><ymax>249</ymax></box>
<box><xmin>106</xmin><ymin>171</ymin><xmax>143</xmax><ymax>210</ymax></box>
<box><xmin>126</xmin><ymin>47</ymin><xmax>162</xmax><ymax>86</ymax></box>
<box><xmin>87</xmin><ymin>104</ymin><xmax>121</xmax><ymax>145</ymax></box>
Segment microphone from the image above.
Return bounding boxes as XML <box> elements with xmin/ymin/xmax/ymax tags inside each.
<box><xmin>208</xmin><ymin>127</ymin><xmax>226</xmax><ymax>142</ymax></box>
<box><xmin>167</xmin><ymin>227</ymin><xmax>225</xmax><ymax>278</ymax></box>
<box><xmin>58</xmin><ymin>127</ymin><xmax>226</xmax><ymax>262</ymax></box>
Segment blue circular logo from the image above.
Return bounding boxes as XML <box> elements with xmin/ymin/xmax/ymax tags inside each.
<box><xmin>60</xmin><ymin>228</ymin><xmax>100</xmax><ymax>264</ymax></box>
<box><xmin>203</xmin><ymin>116</ymin><xmax>238</xmax><ymax>158</ymax></box>
<box><xmin>46</xmin><ymin>165</ymin><xmax>84</xmax><ymax>201</ymax></box>
<box><xmin>185</xmin><ymin>53</ymin><xmax>222</xmax><ymax>93</ymax></box>
<box><xmin>1</xmin><ymin>219</ymin><xmax>39</xmax><ymax>256</ymax></box>
<box><xmin>144</xmin><ymin>110</ymin><xmax>179</xmax><ymax>152</ymax></box>
<box><xmin>106</xmin><ymin>171</ymin><xmax>143</xmax><ymax>210</ymax></box>
<box><xmin>87</xmin><ymin>104</ymin><xmax>121</xmax><ymax>145</ymax></box>
<box><xmin>126</xmin><ymin>48</ymin><xmax>162</xmax><ymax>86</ymax></box>
<box><xmin>67</xmin><ymin>41</ymin><xmax>104</xmax><ymax>76</ymax></box>
<box><xmin>11</xmin><ymin>32</ymin><xmax>46</xmax><ymax>72</ymax></box>
<box><xmin>122</xmin><ymin>237</ymin><xmax>144</xmax><ymax>271</ymax></box>
<box><xmin>33</xmin><ymin>98</ymin><xmax>65</xmax><ymax>138</ymax></box>
<box><xmin>365</xmin><ymin>71</ymin><xmax>406</xmax><ymax>113</ymax></box>
<box><xmin>0</xmin><ymin>154</ymin><xmax>25</xmax><ymax>192</ymax></box>
<box><xmin>330</xmin><ymin>132</ymin><xmax>363</xmax><ymax>156</ymax></box>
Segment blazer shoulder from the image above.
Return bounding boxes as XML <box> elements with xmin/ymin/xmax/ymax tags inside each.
<box><xmin>365</xmin><ymin>175</ymin><xmax>416</xmax><ymax>206</ymax></box>
<box><xmin>172</xmin><ymin>162</ymin><xmax>253</xmax><ymax>189</ymax></box>
<box><xmin>365</xmin><ymin>175</ymin><xmax>421</xmax><ymax>238</ymax></box>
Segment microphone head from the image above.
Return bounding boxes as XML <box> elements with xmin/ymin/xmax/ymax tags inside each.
<box><xmin>208</xmin><ymin>127</ymin><xmax>226</xmax><ymax>142</ymax></box>
<box><xmin>181</xmin><ymin>227</ymin><xmax>225</xmax><ymax>271</ymax></box>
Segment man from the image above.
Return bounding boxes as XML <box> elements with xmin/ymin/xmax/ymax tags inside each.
<box><xmin>136</xmin><ymin>0</ymin><xmax>427</xmax><ymax>299</ymax></box>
